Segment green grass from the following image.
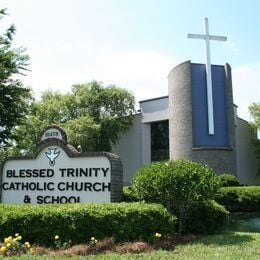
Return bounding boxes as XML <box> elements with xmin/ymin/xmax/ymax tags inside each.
<box><xmin>172</xmin><ymin>231</ymin><xmax>260</xmax><ymax>260</ymax></box>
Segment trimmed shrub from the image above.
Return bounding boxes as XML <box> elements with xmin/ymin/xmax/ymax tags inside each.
<box><xmin>184</xmin><ymin>200</ymin><xmax>229</xmax><ymax>234</ymax></box>
<box><xmin>0</xmin><ymin>203</ymin><xmax>176</xmax><ymax>247</ymax></box>
<box><xmin>131</xmin><ymin>159</ymin><xmax>220</xmax><ymax>234</ymax></box>
<box><xmin>122</xmin><ymin>188</ymin><xmax>228</xmax><ymax>235</ymax></box>
<box><xmin>217</xmin><ymin>173</ymin><xmax>240</xmax><ymax>187</ymax></box>
<box><xmin>122</xmin><ymin>186</ymin><xmax>139</xmax><ymax>202</ymax></box>
<box><xmin>216</xmin><ymin>186</ymin><xmax>260</xmax><ymax>212</ymax></box>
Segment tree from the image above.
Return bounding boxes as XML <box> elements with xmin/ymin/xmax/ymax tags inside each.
<box><xmin>131</xmin><ymin>159</ymin><xmax>220</xmax><ymax>234</ymax></box>
<box><xmin>249</xmin><ymin>102</ymin><xmax>260</xmax><ymax>173</ymax></box>
<box><xmin>9</xmin><ymin>81</ymin><xmax>135</xmax><ymax>156</ymax></box>
<box><xmin>249</xmin><ymin>102</ymin><xmax>260</xmax><ymax>130</ymax></box>
<box><xmin>0</xmin><ymin>8</ymin><xmax>31</xmax><ymax>147</ymax></box>
<box><xmin>72</xmin><ymin>81</ymin><xmax>135</xmax><ymax>151</ymax></box>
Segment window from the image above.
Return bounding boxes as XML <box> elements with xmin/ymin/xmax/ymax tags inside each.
<box><xmin>151</xmin><ymin>120</ymin><xmax>169</xmax><ymax>161</ymax></box>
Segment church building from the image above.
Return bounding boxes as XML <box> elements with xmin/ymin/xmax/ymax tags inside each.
<box><xmin>113</xmin><ymin>61</ymin><xmax>258</xmax><ymax>186</ymax></box>
<box><xmin>114</xmin><ymin>19</ymin><xmax>258</xmax><ymax>185</ymax></box>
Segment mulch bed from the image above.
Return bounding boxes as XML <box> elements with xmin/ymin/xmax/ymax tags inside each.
<box><xmin>35</xmin><ymin>235</ymin><xmax>200</xmax><ymax>256</ymax></box>
<box><xmin>0</xmin><ymin>235</ymin><xmax>200</xmax><ymax>257</ymax></box>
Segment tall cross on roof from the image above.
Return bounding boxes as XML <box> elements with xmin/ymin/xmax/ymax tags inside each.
<box><xmin>188</xmin><ymin>18</ymin><xmax>227</xmax><ymax>135</ymax></box>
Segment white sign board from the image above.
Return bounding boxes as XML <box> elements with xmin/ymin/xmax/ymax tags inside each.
<box><xmin>1</xmin><ymin>145</ymin><xmax>111</xmax><ymax>204</ymax></box>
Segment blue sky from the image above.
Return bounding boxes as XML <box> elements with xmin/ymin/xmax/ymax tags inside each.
<box><xmin>1</xmin><ymin>0</ymin><xmax>260</xmax><ymax>120</ymax></box>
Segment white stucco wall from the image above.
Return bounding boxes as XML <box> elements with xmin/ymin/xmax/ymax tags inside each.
<box><xmin>113</xmin><ymin>96</ymin><xmax>169</xmax><ymax>185</ymax></box>
<box><xmin>236</xmin><ymin>118</ymin><xmax>259</xmax><ymax>185</ymax></box>
<box><xmin>112</xmin><ymin>114</ymin><xmax>142</xmax><ymax>185</ymax></box>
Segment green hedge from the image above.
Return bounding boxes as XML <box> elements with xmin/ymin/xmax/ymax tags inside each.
<box><xmin>216</xmin><ymin>186</ymin><xmax>260</xmax><ymax>212</ymax></box>
<box><xmin>0</xmin><ymin>202</ymin><xmax>176</xmax><ymax>246</ymax></box>
<box><xmin>216</xmin><ymin>173</ymin><xmax>241</xmax><ymax>187</ymax></box>
<box><xmin>184</xmin><ymin>200</ymin><xmax>229</xmax><ymax>234</ymax></box>
<box><xmin>122</xmin><ymin>186</ymin><xmax>139</xmax><ymax>202</ymax></box>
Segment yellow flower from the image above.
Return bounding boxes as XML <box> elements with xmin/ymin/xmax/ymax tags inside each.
<box><xmin>155</xmin><ymin>232</ymin><xmax>162</xmax><ymax>238</ymax></box>
<box><xmin>0</xmin><ymin>246</ymin><xmax>6</xmax><ymax>253</ymax></box>
<box><xmin>94</xmin><ymin>239</ymin><xmax>98</xmax><ymax>244</ymax></box>
<box><xmin>6</xmin><ymin>243</ymin><xmax>11</xmax><ymax>247</ymax></box>
<box><xmin>29</xmin><ymin>248</ymin><xmax>34</xmax><ymax>254</ymax></box>
<box><xmin>54</xmin><ymin>235</ymin><xmax>59</xmax><ymax>240</ymax></box>
<box><xmin>5</xmin><ymin>236</ymin><xmax>12</xmax><ymax>243</ymax></box>
<box><xmin>16</xmin><ymin>235</ymin><xmax>22</xmax><ymax>241</ymax></box>
<box><xmin>90</xmin><ymin>237</ymin><xmax>95</xmax><ymax>241</ymax></box>
<box><xmin>15</xmin><ymin>233</ymin><xmax>19</xmax><ymax>237</ymax></box>
<box><xmin>24</xmin><ymin>242</ymin><xmax>30</xmax><ymax>248</ymax></box>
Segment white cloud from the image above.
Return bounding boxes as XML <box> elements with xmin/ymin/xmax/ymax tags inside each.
<box><xmin>233</xmin><ymin>63</ymin><xmax>260</xmax><ymax>121</ymax></box>
<box><xmin>84</xmin><ymin>50</ymin><xmax>178</xmax><ymax>102</ymax></box>
<box><xmin>21</xmin><ymin>40</ymin><xmax>258</xmax><ymax>123</ymax></box>
<box><xmin>58</xmin><ymin>43</ymin><xmax>73</xmax><ymax>54</ymax></box>
<box><xmin>23</xmin><ymin>45</ymin><xmax>178</xmax><ymax>103</ymax></box>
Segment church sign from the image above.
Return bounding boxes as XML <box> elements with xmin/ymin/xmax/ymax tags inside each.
<box><xmin>0</xmin><ymin>126</ymin><xmax>123</xmax><ymax>204</ymax></box>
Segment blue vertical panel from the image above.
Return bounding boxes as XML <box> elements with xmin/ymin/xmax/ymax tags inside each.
<box><xmin>191</xmin><ymin>64</ymin><xmax>228</xmax><ymax>147</ymax></box>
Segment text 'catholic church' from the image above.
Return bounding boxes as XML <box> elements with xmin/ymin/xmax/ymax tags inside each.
<box><xmin>113</xmin><ymin>19</ymin><xmax>258</xmax><ymax>186</ymax></box>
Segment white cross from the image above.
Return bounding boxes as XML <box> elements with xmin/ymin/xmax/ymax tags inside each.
<box><xmin>188</xmin><ymin>18</ymin><xmax>227</xmax><ymax>135</ymax></box>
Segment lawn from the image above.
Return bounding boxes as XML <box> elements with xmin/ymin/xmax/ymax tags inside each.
<box><xmin>5</xmin><ymin>231</ymin><xmax>260</xmax><ymax>259</ymax></box>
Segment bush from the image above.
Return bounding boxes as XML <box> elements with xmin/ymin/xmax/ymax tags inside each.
<box><xmin>217</xmin><ymin>173</ymin><xmax>240</xmax><ymax>187</ymax></box>
<box><xmin>0</xmin><ymin>203</ymin><xmax>176</xmax><ymax>246</ymax></box>
<box><xmin>122</xmin><ymin>186</ymin><xmax>139</xmax><ymax>202</ymax></box>
<box><xmin>184</xmin><ymin>200</ymin><xmax>229</xmax><ymax>234</ymax></box>
<box><xmin>131</xmin><ymin>159</ymin><xmax>220</xmax><ymax>234</ymax></box>
<box><xmin>122</xmin><ymin>187</ymin><xmax>228</xmax><ymax>235</ymax></box>
<box><xmin>216</xmin><ymin>186</ymin><xmax>260</xmax><ymax>212</ymax></box>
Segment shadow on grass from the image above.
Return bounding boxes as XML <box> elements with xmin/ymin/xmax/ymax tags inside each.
<box><xmin>228</xmin><ymin>213</ymin><xmax>260</xmax><ymax>233</ymax></box>
<box><xmin>191</xmin><ymin>212</ymin><xmax>260</xmax><ymax>246</ymax></box>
